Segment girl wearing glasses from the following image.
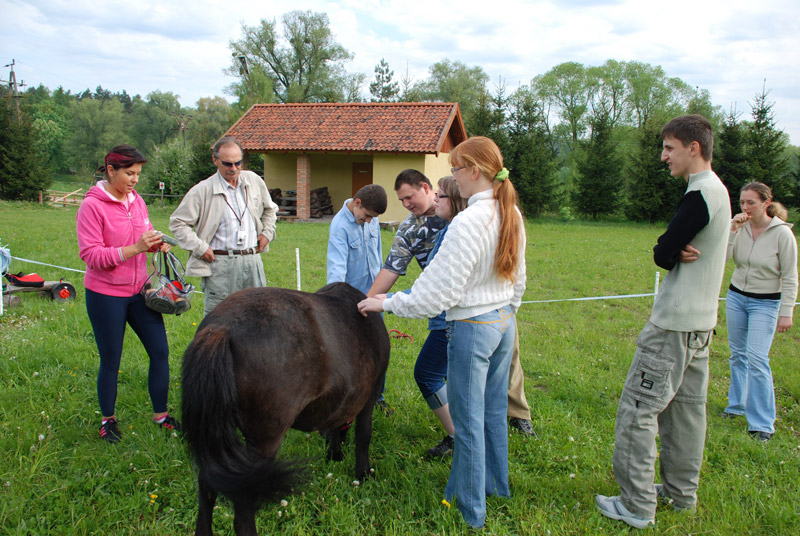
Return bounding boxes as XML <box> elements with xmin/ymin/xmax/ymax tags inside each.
<box><xmin>393</xmin><ymin>176</ymin><xmax>468</xmax><ymax>459</ymax></box>
<box><xmin>358</xmin><ymin>136</ymin><xmax>526</xmax><ymax>529</ymax></box>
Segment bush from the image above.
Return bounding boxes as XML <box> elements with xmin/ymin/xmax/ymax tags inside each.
<box><xmin>140</xmin><ymin>139</ymin><xmax>198</xmax><ymax>197</ymax></box>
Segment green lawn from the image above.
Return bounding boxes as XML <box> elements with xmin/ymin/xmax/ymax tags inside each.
<box><xmin>1</xmin><ymin>202</ymin><xmax>798</xmax><ymax>535</ymax></box>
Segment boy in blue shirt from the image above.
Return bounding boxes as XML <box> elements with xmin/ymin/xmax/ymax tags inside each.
<box><xmin>327</xmin><ymin>184</ymin><xmax>387</xmax><ymax>295</ymax></box>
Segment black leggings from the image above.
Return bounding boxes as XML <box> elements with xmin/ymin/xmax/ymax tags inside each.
<box><xmin>85</xmin><ymin>288</ymin><xmax>170</xmax><ymax>417</ymax></box>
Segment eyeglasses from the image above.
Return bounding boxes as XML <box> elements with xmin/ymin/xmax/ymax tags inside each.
<box><xmin>434</xmin><ymin>193</ymin><xmax>449</xmax><ymax>200</ymax></box>
<box><xmin>220</xmin><ymin>160</ymin><xmax>243</xmax><ymax>168</ymax></box>
<box><xmin>450</xmin><ymin>166</ymin><xmax>467</xmax><ymax>174</ymax></box>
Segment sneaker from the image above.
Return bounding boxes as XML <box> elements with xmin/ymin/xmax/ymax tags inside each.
<box><xmin>654</xmin><ymin>484</ymin><xmax>695</xmax><ymax>512</ymax></box>
<box><xmin>749</xmin><ymin>430</ymin><xmax>772</xmax><ymax>442</ymax></box>
<box><xmin>509</xmin><ymin>418</ymin><xmax>536</xmax><ymax>437</ymax></box>
<box><xmin>426</xmin><ymin>435</ymin><xmax>454</xmax><ymax>459</ymax></box>
<box><xmin>99</xmin><ymin>418</ymin><xmax>121</xmax><ymax>443</ymax></box>
<box><xmin>155</xmin><ymin>414</ymin><xmax>181</xmax><ymax>432</ymax></box>
<box><xmin>595</xmin><ymin>495</ymin><xmax>654</xmax><ymax>529</ymax></box>
<box><xmin>721</xmin><ymin>411</ymin><xmax>740</xmax><ymax>419</ymax></box>
<box><xmin>375</xmin><ymin>399</ymin><xmax>395</xmax><ymax>417</ymax></box>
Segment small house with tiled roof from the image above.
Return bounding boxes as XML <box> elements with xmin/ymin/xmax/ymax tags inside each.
<box><xmin>222</xmin><ymin>102</ymin><xmax>467</xmax><ymax>222</ymax></box>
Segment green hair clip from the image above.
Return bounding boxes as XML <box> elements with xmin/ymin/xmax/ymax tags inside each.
<box><xmin>494</xmin><ymin>167</ymin><xmax>509</xmax><ymax>181</ymax></box>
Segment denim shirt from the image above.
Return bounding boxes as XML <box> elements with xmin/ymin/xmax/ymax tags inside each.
<box><xmin>326</xmin><ymin>199</ymin><xmax>383</xmax><ymax>295</ymax></box>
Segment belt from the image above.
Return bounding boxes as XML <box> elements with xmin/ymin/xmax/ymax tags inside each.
<box><xmin>213</xmin><ymin>248</ymin><xmax>257</xmax><ymax>256</ymax></box>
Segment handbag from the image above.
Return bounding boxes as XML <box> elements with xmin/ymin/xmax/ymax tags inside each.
<box><xmin>141</xmin><ymin>251</ymin><xmax>193</xmax><ymax>315</ymax></box>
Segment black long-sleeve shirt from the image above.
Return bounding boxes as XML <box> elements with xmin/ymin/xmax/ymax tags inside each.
<box><xmin>653</xmin><ymin>190</ymin><xmax>710</xmax><ymax>270</ymax></box>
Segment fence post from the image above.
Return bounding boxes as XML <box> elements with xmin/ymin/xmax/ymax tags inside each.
<box><xmin>38</xmin><ymin>191</ymin><xmax>42</xmax><ymax>204</ymax></box>
<box><xmin>654</xmin><ymin>272</ymin><xmax>660</xmax><ymax>304</ymax></box>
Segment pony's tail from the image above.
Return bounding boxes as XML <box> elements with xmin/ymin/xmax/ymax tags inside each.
<box><xmin>181</xmin><ymin>326</ymin><xmax>300</xmax><ymax>503</ymax></box>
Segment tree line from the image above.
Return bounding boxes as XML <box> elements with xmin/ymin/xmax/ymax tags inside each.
<box><xmin>2</xmin><ymin>9</ymin><xmax>798</xmax><ymax>221</ymax></box>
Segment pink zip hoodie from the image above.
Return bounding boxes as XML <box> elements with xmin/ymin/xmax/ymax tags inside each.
<box><xmin>76</xmin><ymin>181</ymin><xmax>154</xmax><ymax>297</ymax></box>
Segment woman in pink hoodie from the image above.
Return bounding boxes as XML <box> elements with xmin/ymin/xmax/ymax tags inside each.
<box><xmin>76</xmin><ymin>145</ymin><xmax>180</xmax><ymax>443</ymax></box>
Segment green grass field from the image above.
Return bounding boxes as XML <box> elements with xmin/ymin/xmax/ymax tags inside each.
<box><xmin>1</xmin><ymin>202</ymin><xmax>798</xmax><ymax>535</ymax></box>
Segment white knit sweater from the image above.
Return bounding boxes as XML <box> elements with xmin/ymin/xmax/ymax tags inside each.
<box><xmin>383</xmin><ymin>189</ymin><xmax>526</xmax><ymax>321</ymax></box>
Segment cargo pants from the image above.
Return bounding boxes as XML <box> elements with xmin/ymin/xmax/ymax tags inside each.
<box><xmin>612</xmin><ymin>321</ymin><xmax>711</xmax><ymax>517</ymax></box>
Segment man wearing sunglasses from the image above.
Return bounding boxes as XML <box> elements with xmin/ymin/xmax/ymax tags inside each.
<box><xmin>170</xmin><ymin>136</ymin><xmax>278</xmax><ymax>316</ymax></box>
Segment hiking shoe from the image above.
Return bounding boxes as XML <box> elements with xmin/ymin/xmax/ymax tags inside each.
<box><xmin>99</xmin><ymin>418</ymin><xmax>121</xmax><ymax>443</ymax></box>
<box><xmin>654</xmin><ymin>484</ymin><xmax>695</xmax><ymax>512</ymax></box>
<box><xmin>509</xmin><ymin>418</ymin><xmax>536</xmax><ymax>437</ymax></box>
<box><xmin>749</xmin><ymin>430</ymin><xmax>772</xmax><ymax>442</ymax></box>
<box><xmin>155</xmin><ymin>414</ymin><xmax>181</xmax><ymax>432</ymax></box>
<box><xmin>426</xmin><ymin>435</ymin><xmax>454</xmax><ymax>459</ymax></box>
<box><xmin>595</xmin><ymin>495</ymin><xmax>654</xmax><ymax>529</ymax></box>
<box><xmin>375</xmin><ymin>399</ymin><xmax>395</xmax><ymax>417</ymax></box>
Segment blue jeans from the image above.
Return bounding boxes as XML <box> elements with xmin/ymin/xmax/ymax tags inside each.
<box><xmin>445</xmin><ymin>307</ymin><xmax>515</xmax><ymax>528</ymax></box>
<box><xmin>725</xmin><ymin>289</ymin><xmax>780</xmax><ymax>434</ymax></box>
<box><xmin>414</xmin><ymin>329</ymin><xmax>448</xmax><ymax>409</ymax></box>
<box><xmin>86</xmin><ymin>289</ymin><xmax>170</xmax><ymax>417</ymax></box>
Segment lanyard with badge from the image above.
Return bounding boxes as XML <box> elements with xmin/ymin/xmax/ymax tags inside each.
<box><xmin>222</xmin><ymin>177</ymin><xmax>250</xmax><ymax>247</ymax></box>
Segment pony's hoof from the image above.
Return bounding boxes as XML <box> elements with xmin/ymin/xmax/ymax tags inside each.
<box><xmin>327</xmin><ymin>450</ymin><xmax>344</xmax><ymax>462</ymax></box>
<box><xmin>356</xmin><ymin>467</ymin><xmax>374</xmax><ymax>480</ymax></box>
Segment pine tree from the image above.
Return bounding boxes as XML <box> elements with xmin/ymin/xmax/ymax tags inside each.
<box><xmin>573</xmin><ymin>110</ymin><xmax>622</xmax><ymax>217</ymax></box>
<box><xmin>714</xmin><ymin>107</ymin><xmax>749</xmax><ymax>211</ymax></box>
<box><xmin>624</xmin><ymin>121</ymin><xmax>684</xmax><ymax>222</ymax></box>
<box><xmin>506</xmin><ymin>86</ymin><xmax>561</xmax><ymax>216</ymax></box>
<box><xmin>369</xmin><ymin>59</ymin><xmax>399</xmax><ymax>102</ymax></box>
<box><xmin>747</xmin><ymin>85</ymin><xmax>790</xmax><ymax>200</ymax></box>
<box><xmin>0</xmin><ymin>106</ymin><xmax>52</xmax><ymax>201</ymax></box>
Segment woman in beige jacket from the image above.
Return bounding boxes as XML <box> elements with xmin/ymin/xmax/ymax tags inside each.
<box><xmin>723</xmin><ymin>182</ymin><xmax>798</xmax><ymax>441</ymax></box>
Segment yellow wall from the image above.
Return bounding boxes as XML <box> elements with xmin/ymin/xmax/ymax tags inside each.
<box><xmin>262</xmin><ymin>154</ymin><xmax>297</xmax><ymax>192</ymax></box>
<box><xmin>424</xmin><ymin>153</ymin><xmax>453</xmax><ymax>186</ymax></box>
<box><xmin>260</xmin><ymin>151</ymin><xmax>451</xmax><ymax>222</ymax></box>
<box><xmin>373</xmin><ymin>154</ymin><xmax>426</xmax><ymax>222</ymax></box>
<box><xmin>312</xmin><ymin>153</ymin><xmax>372</xmax><ymax>209</ymax></box>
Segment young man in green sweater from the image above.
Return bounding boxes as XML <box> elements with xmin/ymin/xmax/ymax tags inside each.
<box><xmin>597</xmin><ymin>115</ymin><xmax>731</xmax><ymax>529</ymax></box>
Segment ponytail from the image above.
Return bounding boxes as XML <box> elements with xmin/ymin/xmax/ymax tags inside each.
<box><xmin>450</xmin><ymin>136</ymin><xmax>523</xmax><ymax>282</ymax></box>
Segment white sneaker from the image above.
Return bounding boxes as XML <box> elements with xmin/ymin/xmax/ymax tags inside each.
<box><xmin>596</xmin><ymin>494</ymin><xmax>655</xmax><ymax>529</ymax></box>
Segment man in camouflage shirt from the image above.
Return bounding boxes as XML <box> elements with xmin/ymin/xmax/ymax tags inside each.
<box><xmin>369</xmin><ymin>169</ymin><xmax>446</xmax><ymax>295</ymax></box>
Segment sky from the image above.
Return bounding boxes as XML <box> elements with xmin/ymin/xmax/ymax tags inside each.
<box><xmin>2</xmin><ymin>0</ymin><xmax>799</xmax><ymax>144</ymax></box>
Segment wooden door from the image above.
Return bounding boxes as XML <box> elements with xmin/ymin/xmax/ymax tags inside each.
<box><xmin>352</xmin><ymin>163</ymin><xmax>373</xmax><ymax>197</ymax></box>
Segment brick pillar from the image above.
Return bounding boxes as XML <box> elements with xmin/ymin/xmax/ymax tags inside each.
<box><xmin>296</xmin><ymin>155</ymin><xmax>311</xmax><ymax>220</ymax></box>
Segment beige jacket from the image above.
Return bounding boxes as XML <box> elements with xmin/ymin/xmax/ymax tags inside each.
<box><xmin>728</xmin><ymin>217</ymin><xmax>798</xmax><ymax>318</ymax></box>
<box><xmin>169</xmin><ymin>170</ymin><xmax>278</xmax><ymax>277</ymax></box>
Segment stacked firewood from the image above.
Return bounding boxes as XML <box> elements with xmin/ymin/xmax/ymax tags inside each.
<box><xmin>310</xmin><ymin>187</ymin><xmax>333</xmax><ymax>218</ymax></box>
<box><xmin>276</xmin><ymin>189</ymin><xmax>297</xmax><ymax>217</ymax></box>
<box><xmin>271</xmin><ymin>186</ymin><xmax>333</xmax><ymax>218</ymax></box>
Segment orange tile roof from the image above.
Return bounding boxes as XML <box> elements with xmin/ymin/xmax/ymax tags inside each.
<box><xmin>223</xmin><ymin>102</ymin><xmax>466</xmax><ymax>154</ymax></box>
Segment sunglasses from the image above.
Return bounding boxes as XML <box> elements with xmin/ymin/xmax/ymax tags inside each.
<box><xmin>220</xmin><ymin>160</ymin><xmax>243</xmax><ymax>168</ymax></box>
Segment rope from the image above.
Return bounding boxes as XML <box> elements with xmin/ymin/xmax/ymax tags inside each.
<box><xmin>521</xmin><ymin>292</ymin><xmax>655</xmax><ymax>304</ymax></box>
<box><xmin>10</xmin><ymin>256</ymin><xmax>86</xmax><ymax>274</ymax></box>
<box><xmin>7</xmin><ymin>255</ymin><xmax>798</xmax><ymax>306</ymax></box>
<box><xmin>9</xmin><ymin>256</ymin><xmax>203</xmax><ymax>294</ymax></box>
<box><xmin>388</xmin><ymin>329</ymin><xmax>414</xmax><ymax>343</ymax></box>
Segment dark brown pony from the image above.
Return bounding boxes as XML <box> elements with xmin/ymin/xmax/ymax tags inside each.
<box><xmin>181</xmin><ymin>283</ymin><xmax>390</xmax><ymax>536</ymax></box>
